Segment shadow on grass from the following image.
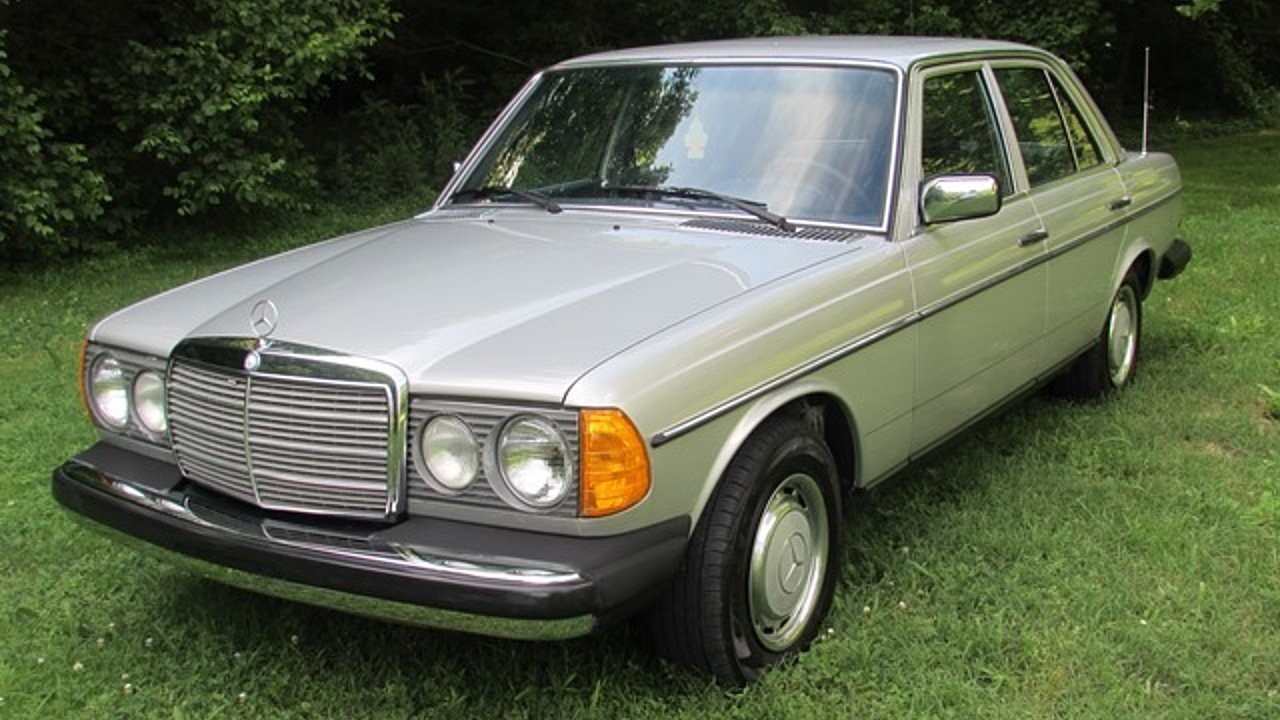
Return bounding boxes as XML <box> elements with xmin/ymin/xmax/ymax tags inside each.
<box><xmin>150</xmin><ymin>574</ymin><xmax>710</xmax><ymax>703</ymax></box>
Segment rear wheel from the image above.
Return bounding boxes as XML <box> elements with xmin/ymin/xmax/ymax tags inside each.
<box><xmin>1054</xmin><ymin>270</ymin><xmax>1143</xmax><ymax>398</ymax></box>
<box><xmin>647</xmin><ymin>416</ymin><xmax>841</xmax><ymax>685</ymax></box>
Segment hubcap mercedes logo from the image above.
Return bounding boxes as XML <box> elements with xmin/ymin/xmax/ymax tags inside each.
<box><xmin>249</xmin><ymin>299</ymin><xmax>279</xmax><ymax>340</ymax></box>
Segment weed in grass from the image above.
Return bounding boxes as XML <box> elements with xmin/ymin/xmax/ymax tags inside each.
<box><xmin>1259</xmin><ymin>384</ymin><xmax>1280</xmax><ymax>422</ymax></box>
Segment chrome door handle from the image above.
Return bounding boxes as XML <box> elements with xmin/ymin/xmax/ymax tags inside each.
<box><xmin>1109</xmin><ymin>196</ymin><xmax>1133</xmax><ymax>211</ymax></box>
<box><xmin>1018</xmin><ymin>230</ymin><xmax>1049</xmax><ymax>247</ymax></box>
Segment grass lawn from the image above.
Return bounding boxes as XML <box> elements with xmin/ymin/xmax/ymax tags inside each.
<box><xmin>1</xmin><ymin>132</ymin><xmax>1278</xmax><ymax>719</ymax></box>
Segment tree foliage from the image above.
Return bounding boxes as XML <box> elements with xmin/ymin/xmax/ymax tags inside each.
<box><xmin>0</xmin><ymin>28</ymin><xmax>109</xmax><ymax>260</ymax></box>
<box><xmin>2</xmin><ymin>0</ymin><xmax>394</xmax><ymax>260</ymax></box>
<box><xmin>2</xmin><ymin>0</ymin><xmax>1276</xmax><ymax>264</ymax></box>
<box><xmin>365</xmin><ymin>0</ymin><xmax>1279</xmax><ymax>139</ymax></box>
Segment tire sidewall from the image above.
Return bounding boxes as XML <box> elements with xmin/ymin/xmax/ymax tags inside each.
<box><xmin>718</xmin><ymin>427</ymin><xmax>841</xmax><ymax>678</ymax></box>
<box><xmin>1104</xmin><ymin>273</ymin><xmax>1143</xmax><ymax>391</ymax></box>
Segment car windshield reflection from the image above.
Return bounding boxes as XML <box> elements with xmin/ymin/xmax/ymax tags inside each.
<box><xmin>455</xmin><ymin>64</ymin><xmax>898</xmax><ymax>227</ymax></box>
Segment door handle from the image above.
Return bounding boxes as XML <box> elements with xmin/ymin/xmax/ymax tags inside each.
<box><xmin>1109</xmin><ymin>196</ymin><xmax>1133</xmax><ymax>211</ymax></box>
<box><xmin>1018</xmin><ymin>230</ymin><xmax>1049</xmax><ymax>247</ymax></box>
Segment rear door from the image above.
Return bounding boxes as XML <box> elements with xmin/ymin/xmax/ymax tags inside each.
<box><xmin>989</xmin><ymin>64</ymin><xmax>1130</xmax><ymax>365</ymax></box>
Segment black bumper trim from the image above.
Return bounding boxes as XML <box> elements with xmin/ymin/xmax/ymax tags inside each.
<box><xmin>52</xmin><ymin>443</ymin><xmax>689</xmax><ymax>629</ymax></box>
<box><xmin>1158</xmin><ymin>238</ymin><xmax>1192</xmax><ymax>279</ymax></box>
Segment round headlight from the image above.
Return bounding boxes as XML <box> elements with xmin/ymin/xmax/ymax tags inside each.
<box><xmin>496</xmin><ymin>415</ymin><xmax>572</xmax><ymax>509</ymax></box>
<box><xmin>132</xmin><ymin>371</ymin><xmax>167</xmax><ymax>435</ymax></box>
<box><xmin>419</xmin><ymin>415</ymin><xmax>479</xmax><ymax>492</ymax></box>
<box><xmin>89</xmin><ymin>356</ymin><xmax>129</xmax><ymax>429</ymax></box>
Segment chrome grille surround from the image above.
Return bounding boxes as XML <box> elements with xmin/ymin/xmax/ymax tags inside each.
<box><xmin>167</xmin><ymin>338</ymin><xmax>408</xmax><ymax>521</ymax></box>
<box><xmin>407</xmin><ymin>399</ymin><xmax>579</xmax><ymax>517</ymax></box>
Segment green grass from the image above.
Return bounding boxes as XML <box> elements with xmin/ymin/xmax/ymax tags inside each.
<box><xmin>2</xmin><ymin>132</ymin><xmax>1279</xmax><ymax>718</ymax></box>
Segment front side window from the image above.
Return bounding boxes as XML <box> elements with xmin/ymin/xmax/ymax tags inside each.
<box><xmin>457</xmin><ymin>65</ymin><xmax>899</xmax><ymax>227</ymax></box>
<box><xmin>994</xmin><ymin>67</ymin><xmax>1102</xmax><ymax>186</ymax></box>
<box><xmin>920</xmin><ymin>69</ymin><xmax>1010</xmax><ymax>194</ymax></box>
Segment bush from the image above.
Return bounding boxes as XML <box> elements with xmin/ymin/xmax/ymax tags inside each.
<box><xmin>2</xmin><ymin>0</ymin><xmax>395</xmax><ymax>261</ymax></box>
<box><xmin>320</xmin><ymin>71</ymin><xmax>474</xmax><ymax>206</ymax></box>
<box><xmin>0</xmin><ymin>31</ymin><xmax>109</xmax><ymax>261</ymax></box>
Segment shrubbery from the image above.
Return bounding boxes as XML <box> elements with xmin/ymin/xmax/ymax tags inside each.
<box><xmin>1</xmin><ymin>0</ymin><xmax>394</xmax><ymax>261</ymax></box>
<box><xmin>2</xmin><ymin>0</ymin><xmax>1276</xmax><ymax>264</ymax></box>
<box><xmin>0</xmin><ymin>30</ymin><xmax>109</xmax><ymax>260</ymax></box>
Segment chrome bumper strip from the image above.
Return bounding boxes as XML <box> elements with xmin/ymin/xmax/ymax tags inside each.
<box><xmin>60</xmin><ymin>462</ymin><xmax>596</xmax><ymax>640</ymax></box>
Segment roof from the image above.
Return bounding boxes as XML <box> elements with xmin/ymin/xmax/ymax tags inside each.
<box><xmin>553</xmin><ymin>36</ymin><xmax>1045</xmax><ymax>71</ymax></box>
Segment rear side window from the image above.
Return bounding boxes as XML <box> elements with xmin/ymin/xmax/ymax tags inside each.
<box><xmin>1056</xmin><ymin>81</ymin><xmax>1102</xmax><ymax>169</ymax></box>
<box><xmin>920</xmin><ymin>70</ymin><xmax>1010</xmax><ymax>194</ymax></box>
<box><xmin>995</xmin><ymin>67</ymin><xmax>1102</xmax><ymax>186</ymax></box>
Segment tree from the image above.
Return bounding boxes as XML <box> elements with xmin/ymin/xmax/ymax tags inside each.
<box><xmin>0</xmin><ymin>24</ymin><xmax>108</xmax><ymax>260</ymax></box>
<box><xmin>2</xmin><ymin>0</ymin><xmax>395</xmax><ymax>260</ymax></box>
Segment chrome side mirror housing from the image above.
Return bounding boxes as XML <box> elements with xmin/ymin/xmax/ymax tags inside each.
<box><xmin>920</xmin><ymin>174</ymin><xmax>1001</xmax><ymax>224</ymax></box>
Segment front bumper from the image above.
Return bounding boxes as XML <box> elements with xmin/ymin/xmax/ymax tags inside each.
<box><xmin>52</xmin><ymin>443</ymin><xmax>689</xmax><ymax>640</ymax></box>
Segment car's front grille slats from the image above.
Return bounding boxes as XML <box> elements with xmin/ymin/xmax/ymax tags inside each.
<box><xmin>167</xmin><ymin>354</ymin><xmax>401</xmax><ymax>520</ymax></box>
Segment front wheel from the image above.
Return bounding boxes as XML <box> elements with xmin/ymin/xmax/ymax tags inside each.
<box><xmin>647</xmin><ymin>416</ymin><xmax>841</xmax><ymax>685</ymax></box>
<box><xmin>1054</xmin><ymin>270</ymin><xmax>1144</xmax><ymax>398</ymax></box>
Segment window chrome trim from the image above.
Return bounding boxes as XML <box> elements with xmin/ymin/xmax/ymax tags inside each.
<box><xmin>651</xmin><ymin>188</ymin><xmax>1182</xmax><ymax>447</ymax></box>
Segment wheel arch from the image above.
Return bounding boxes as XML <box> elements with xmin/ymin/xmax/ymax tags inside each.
<box><xmin>1111</xmin><ymin>231</ymin><xmax>1156</xmax><ymax>302</ymax></box>
<box><xmin>1128</xmin><ymin>248</ymin><xmax>1156</xmax><ymax>300</ymax></box>
<box><xmin>685</xmin><ymin>382</ymin><xmax>861</xmax><ymax>531</ymax></box>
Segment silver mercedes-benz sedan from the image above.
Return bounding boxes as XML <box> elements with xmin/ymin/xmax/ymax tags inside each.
<box><xmin>54</xmin><ymin>36</ymin><xmax>1189</xmax><ymax>684</ymax></box>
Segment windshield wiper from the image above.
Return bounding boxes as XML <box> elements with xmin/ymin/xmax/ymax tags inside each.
<box><xmin>602</xmin><ymin>184</ymin><xmax>794</xmax><ymax>233</ymax></box>
<box><xmin>449</xmin><ymin>186</ymin><xmax>562</xmax><ymax>214</ymax></box>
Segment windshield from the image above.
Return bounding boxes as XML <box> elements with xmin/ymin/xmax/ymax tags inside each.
<box><xmin>455</xmin><ymin>64</ymin><xmax>899</xmax><ymax>227</ymax></box>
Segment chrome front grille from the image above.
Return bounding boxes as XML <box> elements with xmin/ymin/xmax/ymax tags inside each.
<box><xmin>167</xmin><ymin>349</ymin><xmax>404</xmax><ymax>520</ymax></box>
<box><xmin>168</xmin><ymin>362</ymin><xmax>253</xmax><ymax>499</ymax></box>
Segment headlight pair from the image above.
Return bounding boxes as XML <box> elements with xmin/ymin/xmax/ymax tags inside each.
<box><xmin>415</xmin><ymin>407</ymin><xmax>650</xmax><ymax>517</ymax></box>
<box><xmin>418</xmin><ymin>413</ymin><xmax>572</xmax><ymax>510</ymax></box>
<box><xmin>85</xmin><ymin>351</ymin><xmax>168</xmax><ymax>437</ymax></box>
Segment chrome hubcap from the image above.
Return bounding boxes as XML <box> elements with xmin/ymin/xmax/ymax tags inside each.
<box><xmin>748</xmin><ymin>472</ymin><xmax>829</xmax><ymax>651</ymax></box>
<box><xmin>1107</xmin><ymin>285</ymin><xmax>1138</xmax><ymax>387</ymax></box>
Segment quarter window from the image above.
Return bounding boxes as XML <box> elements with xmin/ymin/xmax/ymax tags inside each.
<box><xmin>995</xmin><ymin>67</ymin><xmax>1102</xmax><ymax>186</ymax></box>
<box><xmin>921</xmin><ymin>70</ymin><xmax>1010</xmax><ymax>194</ymax></box>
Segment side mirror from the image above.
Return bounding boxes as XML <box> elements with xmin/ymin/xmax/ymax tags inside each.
<box><xmin>920</xmin><ymin>174</ymin><xmax>1001</xmax><ymax>224</ymax></box>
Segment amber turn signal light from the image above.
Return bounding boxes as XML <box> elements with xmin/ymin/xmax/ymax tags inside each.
<box><xmin>77</xmin><ymin>338</ymin><xmax>90</xmax><ymax>418</ymax></box>
<box><xmin>579</xmin><ymin>408</ymin><xmax>650</xmax><ymax>517</ymax></box>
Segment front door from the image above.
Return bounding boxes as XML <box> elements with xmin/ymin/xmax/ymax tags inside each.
<box><xmin>901</xmin><ymin>64</ymin><xmax>1048</xmax><ymax>454</ymax></box>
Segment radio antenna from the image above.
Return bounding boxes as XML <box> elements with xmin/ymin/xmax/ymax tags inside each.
<box><xmin>1141</xmin><ymin>46</ymin><xmax>1150</xmax><ymax>156</ymax></box>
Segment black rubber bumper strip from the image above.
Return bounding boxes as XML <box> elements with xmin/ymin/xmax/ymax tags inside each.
<box><xmin>1158</xmin><ymin>238</ymin><xmax>1192</xmax><ymax>279</ymax></box>
<box><xmin>52</xmin><ymin>442</ymin><xmax>689</xmax><ymax>622</ymax></box>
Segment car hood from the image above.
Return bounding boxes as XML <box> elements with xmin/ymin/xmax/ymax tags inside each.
<box><xmin>93</xmin><ymin>209</ymin><xmax>860</xmax><ymax>402</ymax></box>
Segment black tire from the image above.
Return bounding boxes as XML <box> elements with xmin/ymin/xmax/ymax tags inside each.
<box><xmin>646</xmin><ymin>416</ymin><xmax>841</xmax><ymax>686</ymax></box>
<box><xmin>1054</xmin><ymin>269</ymin><xmax>1143</xmax><ymax>399</ymax></box>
